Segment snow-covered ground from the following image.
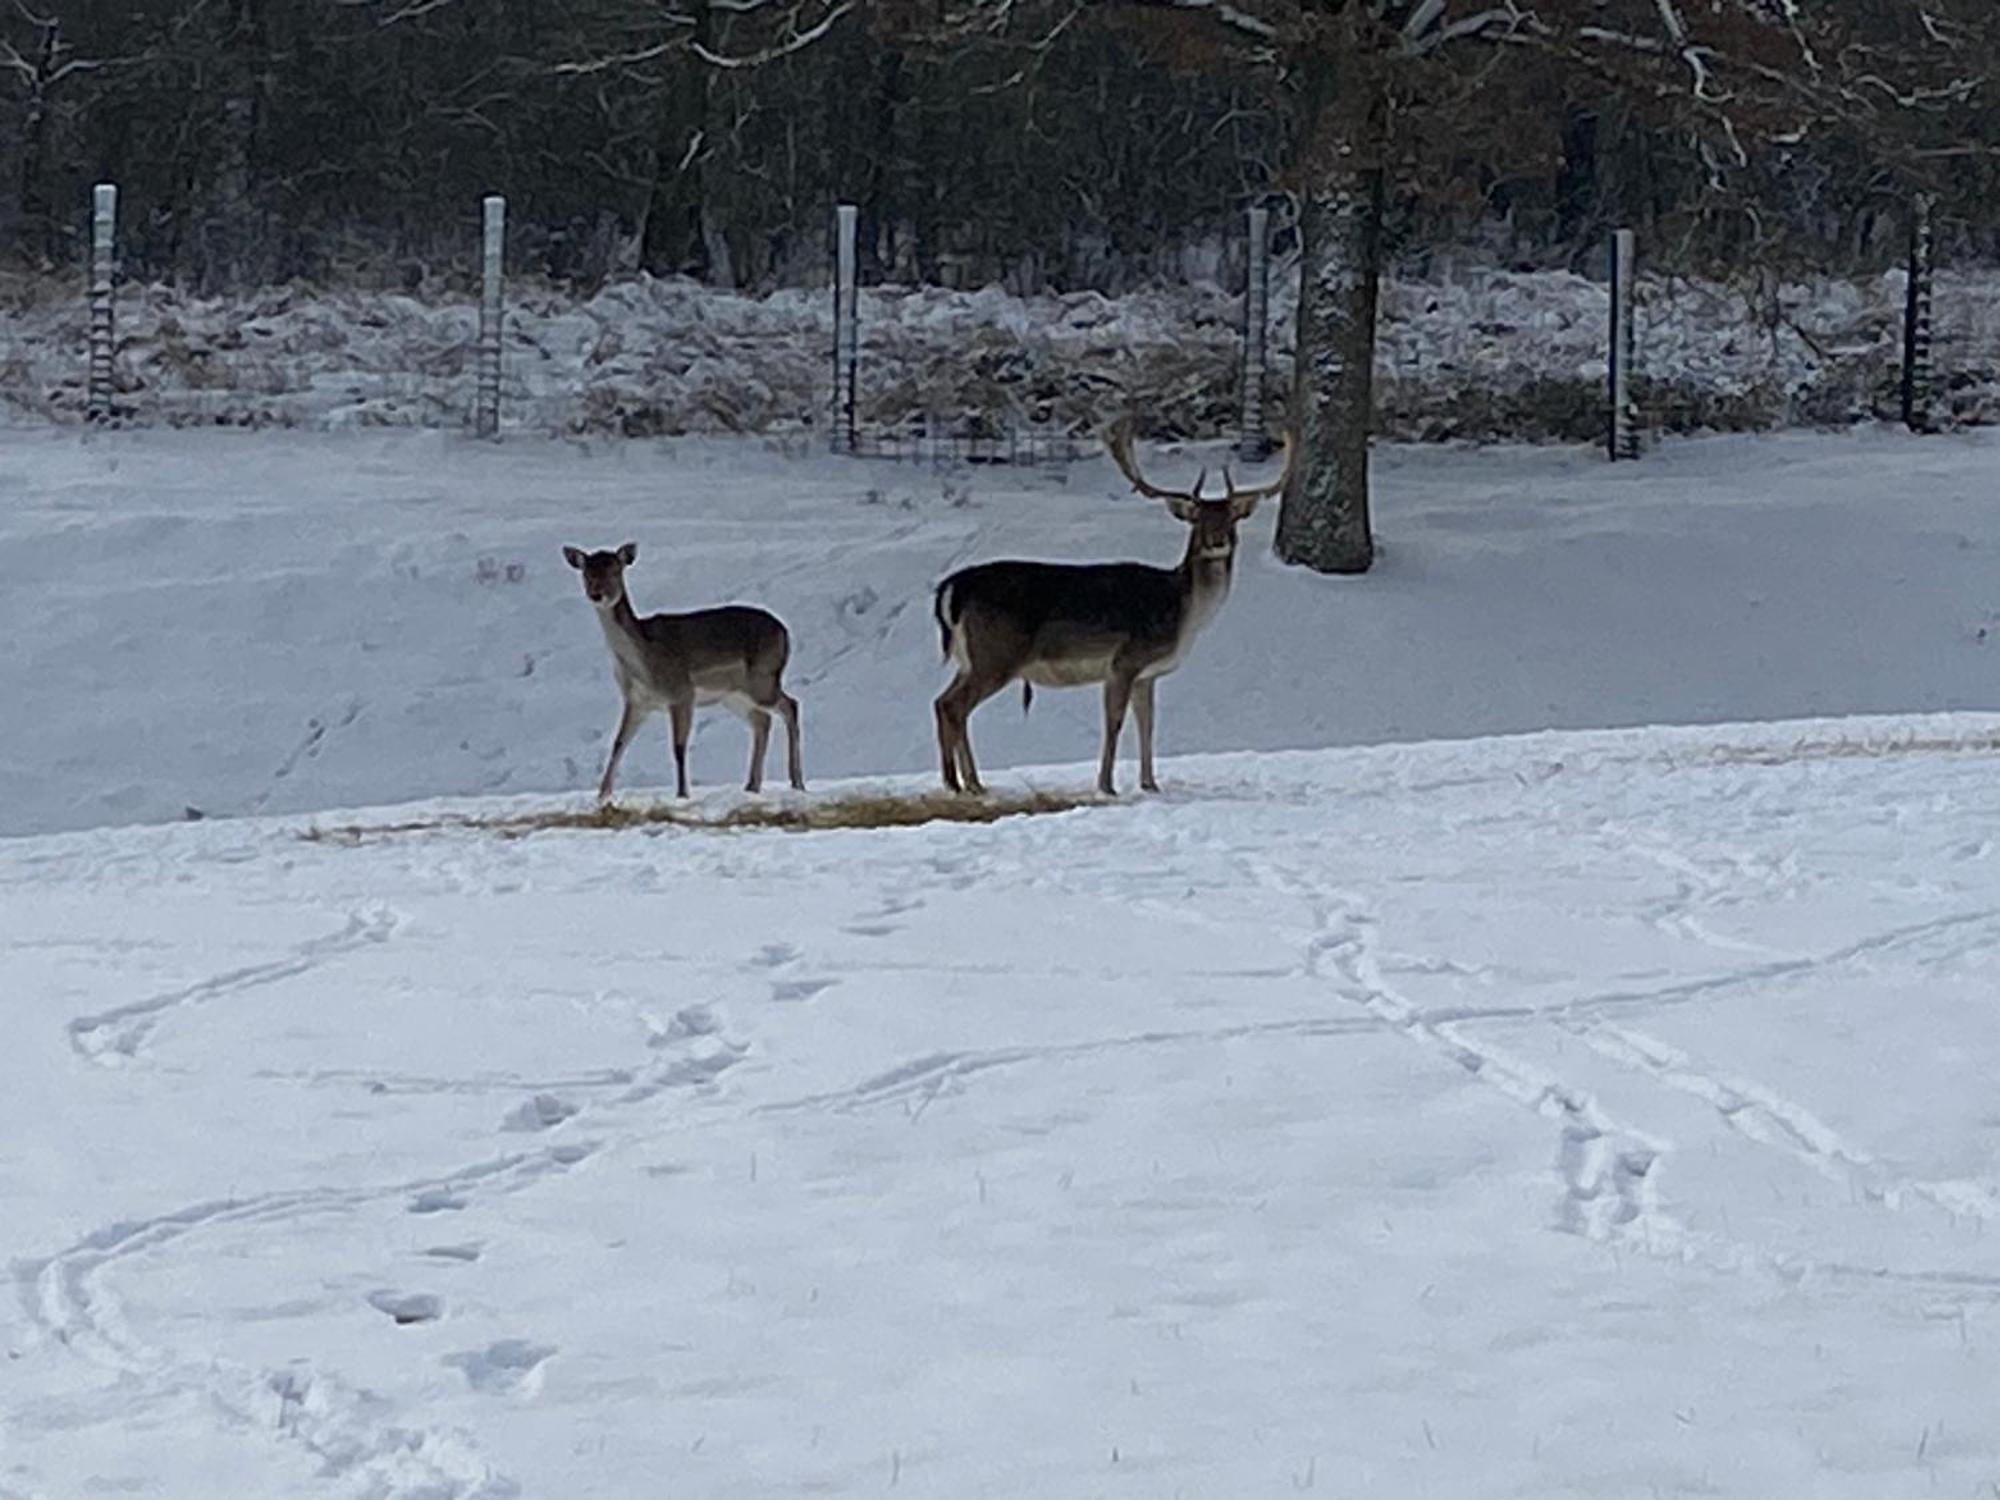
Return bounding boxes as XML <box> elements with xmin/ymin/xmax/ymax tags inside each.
<box><xmin>4</xmin><ymin>425</ymin><xmax>2000</xmax><ymax>840</ymax></box>
<box><xmin>6</xmin><ymin>426</ymin><xmax>2000</xmax><ymax>1497</ymax></box>
<box><xmin>8</xmin><ymin>722</ymin><xmax>2000</xmax><ymax>1498</ymax></box>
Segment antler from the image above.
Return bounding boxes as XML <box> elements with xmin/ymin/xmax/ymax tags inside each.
<box><xmin>1105</xmin><ymin>418</ymin><xmax>1208</xmax><ymax>506</ymax></box>
<box><xmin>1219</xmin><ymin>428</ymin><xmax>1297</xmax><ymax>506</ymax></box>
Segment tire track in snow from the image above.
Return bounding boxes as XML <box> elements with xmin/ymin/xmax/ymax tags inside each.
<box><xmin>67</xmin><ymin>904</ymin><xmax>399</xmax><ymax>1066</ymax></box>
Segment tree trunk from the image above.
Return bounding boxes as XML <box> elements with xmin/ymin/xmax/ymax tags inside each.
<box><xmin>194</xmin><ymin>0</ymin><xmax>265</xmax><ymax>293</ymax></box>
<box><xmin>639</xmin><ymin>51</ymin><xmax>715</xmax><ymax>280</ymax></box>
<box><xmin>17</xmin><ymin>17</ymin><xmax>57</xmax><ymax>263</ymax></box>
<box><xmin>1276</xmin><ymin>47</ymin><xmax>1387</xmax><ymax>576</ymax></box>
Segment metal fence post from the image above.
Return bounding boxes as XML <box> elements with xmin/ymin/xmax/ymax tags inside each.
<box><xmin>1901</xmin><ymin>193</ymin><xmax>1936</xmax><ymax>434</ymax></box>
<box><xmin>475</xmin><ymin>194</ymin><xmax>505</xmax><ymax>438</ymax></box>
<box><xmin>1607</xmin><ymin>227</ymin><xmax>1640</xmax><ymax>461</ymax></box>
<box><xmin>87</xmin><ymin>183</ymin><xmax>117</xmax><ymax>423</ymax></box>
<box><xmin>1237</xmin><ymin>204</ymin><xmax>1271</xmax><ymax>460</ymax></box>
<box><xmin>832</xmin><ymin>203</ymin><xmax>859</xmax><ymax>453</ymax></box>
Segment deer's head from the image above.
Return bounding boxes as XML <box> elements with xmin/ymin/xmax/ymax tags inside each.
<box><xmin>1106</xmin><ymin>423</ymin><xmax>1296</xmax><ymax>564</ymax></box>
<box><xmin>562</xmin><ymin>542</ymin><xmax>637</xmax><ymax>608</ymax></box>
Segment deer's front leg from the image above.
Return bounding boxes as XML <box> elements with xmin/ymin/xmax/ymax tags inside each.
<box><xmin>1133</xmin><ymin>676</ymin><xmax>1160</xmax><ymax>793</ymax></box>
<box><xmin>1098</xmin><ymin>672</ymin><xmax>1135</xmax><ymax>797</ymax></box>
<box><xmin>599</xmin><ymin>699</ymin><xmax>642</xmax><ymax>802</ymax></box>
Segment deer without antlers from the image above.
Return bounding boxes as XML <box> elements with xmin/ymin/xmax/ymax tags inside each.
<box><xmin>564</xmin><ymin>542</ymin><xmax>804</xmax><ymax>801</ymax></box>
<box><xmin>931</xmin><ymin>422</ymin><xmax>1295</xmax><ymax>797</ymax></box>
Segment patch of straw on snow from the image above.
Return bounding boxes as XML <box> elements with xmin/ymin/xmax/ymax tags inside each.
<box><xmin>300</xmin><ymin>786</ymin><xmax>1103</xmax><ymax>844</ymax></box>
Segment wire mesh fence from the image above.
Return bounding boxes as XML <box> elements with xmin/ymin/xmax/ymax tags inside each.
<box><xmin>7</xmin><ymin>183</ymin><xmax>1991</xmax><ymax>456</ymax></box>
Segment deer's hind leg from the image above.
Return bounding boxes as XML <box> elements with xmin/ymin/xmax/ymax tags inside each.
<box><xmin>744</xmin><ymin>706</ymin><xmax>773</xmax><ymax>793</ymax></box>
<box><xmin>935</xmin><ymin>667</ymin><xmax>1013</xmax><ymax>796</ymax></box>
<box><xmin>668</xmin><ymin>698</ymin><xmax>694</xmax><ymax>799</ymax></box>
<box><xmin>743</xmin><ymin>652</ymin><xmax>804</xmax><ymax>794</ymax></box>
<box><xmin>775</xmin><ymin>691</ymin><xmax>804</xmax><ymax>790</ymax></box>
<box><xmin>935</xmin><ymin>606</ymin><xmax>1027</xmax><ymax>795</ymax></box>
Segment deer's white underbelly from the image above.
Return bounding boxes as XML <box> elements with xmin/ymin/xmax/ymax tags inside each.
<box><xmin>1019</xmin><ymin>644</ymin><xmax>1189</xmax><ymax>688</ymax></box>
<box><xmin>1021</xmin><ymin>655</ymin><xmax>1113</xmax><ymax>688</ymax></box>
<box><xmin>694</xmin><ymin>688</ymin><xmax>760</xmax><ymax>717</ymax></box>
<box><xmin>618</xmin><ymin>671</ymin><xmax>758</xmax><ymax>718</ymax></box>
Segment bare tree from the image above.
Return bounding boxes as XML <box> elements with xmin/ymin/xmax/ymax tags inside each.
<box><xmin>909</xmin><ymin>0</ymin><xmax>1992</xmax><ymax>572</ymax></box>
<box><xmin>0</xmin><ymin>3</ymin><xmax>137</xmax><ymax>262</ymax></box>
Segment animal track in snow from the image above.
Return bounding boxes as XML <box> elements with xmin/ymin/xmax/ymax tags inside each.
<box><xmin>842</xmin><ymin>892</ymin><xmax>925</xmax><ymax>939</ymax></box>
<box><xmin>446</xmin><ymin>1339</ymin><xmax>556</xmax><ymax>1396</ymax></box>
<box><xmin>767</xmin><ymin>1014</ymin><xmax>1385</xmax><ymax>1118</ymax></box>
<box><xmin>501</xmin><ymin>1093</ymin><xmax>580</xmax><ymax>1132</ymax></box>
<box><xmin>769</xmin><ymin>976</ymin><xmax>837</xmax><ymax>1004</ymax></box>
<box><xmin>68</xmin><ymin>905</ymin><xmax>398</xmax><ymax>1065</ymax></box>
<box><xmin>617</xmin><ymin>1045</ymin><xmax>748</xmax><ymax>1105</ymax></box>
<box><xmin>1564</xmin><ymin>1016</ymin><xmax>2000</xmax><ymax>1224</ymax></box>
<box><xmin>368</xmin><ymin>1290</ymin><xmax>444</xmax><ymax>1325</ymax></box>
<box><xmin>648</xmin><ymin>1005</ymin><xmax>720</xmax><ymax>1045</ymax></box>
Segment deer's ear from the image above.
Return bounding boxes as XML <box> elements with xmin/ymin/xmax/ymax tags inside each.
<box><xmin>1164</xmin><ymin>497</ymin><xmax>1201</xmax><ymax>524</ymax></box>
<box><xmin>616</xmin><ymin>541</ymin><xmax>638</xmax><ymax>566</ymax></box>
<box><xmin>562</xmin><ymin>546</ymin><xmax>585</xmax><ymax>569</ymax></box>
<box><xmin>1229</xmin><ymin>492</ymin><xmax>1265</xmax><ymax>523</ymax></box>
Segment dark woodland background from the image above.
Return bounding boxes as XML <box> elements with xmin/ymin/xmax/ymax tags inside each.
<box><xmin>7</xmin><ymin>1</ymin><xmax>1998</xmax><ymax>295</ymax></box>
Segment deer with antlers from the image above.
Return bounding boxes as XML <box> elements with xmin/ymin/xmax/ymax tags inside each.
<box><xmin>930</xmin><ymin>423</ymin><xmax>1295</xmax><ymax>797</ymax></box>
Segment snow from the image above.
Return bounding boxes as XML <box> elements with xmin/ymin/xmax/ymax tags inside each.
<box><xmin>8</xmin><ymin>722</ymin><xmax>2000</xmax><ymax>1498</ymax></box>
<box><xmin>5</xmin><ymin>425</ymin><xmax>2000</xmax><ymax>1497</ymax></box>
<box><xmin>6</xmin><ymin>424</ymin><xmax>2000</xmax><ymax>840</ymax></box>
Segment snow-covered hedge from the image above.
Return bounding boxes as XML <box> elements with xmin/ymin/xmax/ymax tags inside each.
<box><xmin>2</xmin><ymin>264</ymin><xmax>1995</xmax><ymax>439</ymax></box>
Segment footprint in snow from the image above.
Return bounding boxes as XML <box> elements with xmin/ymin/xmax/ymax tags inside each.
<box><xmin>502</xmin><ymin>1093</ymin><xmax>580</xmax><ymax>1132</ymax></box>
<box><xmin>844</xmin><ymin>894</ymin><xmax>924</xmax><ymax>938</ymax></box>
<box><xmin>408</xmin><ymin>1188</ymin><xmax>467</xmax><ymax>1215</ymax></box>
<box><xmin>422</xmin><ymin>1243</ymin><xmax>482</xmax><ymax>1263</ymax></box>
<box><xmin>649</xmin><ymin>1005</ymin><xmax>720</xmax><ymax>1046</ymax></box>
<box><xmin>770</xmin><ymin>977</ymin><xmax>836</xmax><ymax>1004</ymax></box>
<box><xmin>446</xmin><ymin>1338</ymin><xmax>556</xmax><ymax>1395</ymax></box>
<box><xmin>368</xmin><ymin>1290</ymin><xmax>444</xmax><ymax>1325</ymax></box>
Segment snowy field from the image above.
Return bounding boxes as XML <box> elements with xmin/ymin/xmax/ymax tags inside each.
<box><xmin>9</xmin><ymin>724</ymin><xmax>2000</xmax><ymax>1498</ymax></box>
<box><xmin>6</xmin><ymin>426</ymin><xmax>2000</xmax><ymax>1497</ymax></box>
<box><xmin>4</xmin><ymin>424</ymin><xmax>2000</xmax><ymax>839</ymax></box>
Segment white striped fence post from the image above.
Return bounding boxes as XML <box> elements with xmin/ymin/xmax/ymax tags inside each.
<box><xmin>832</xmin><ymin>203</ymin><xmax>859</xmax><ymax>453</ymax></box>
<box><xmin>1237</xmin><ymin>204</ymin><xmax>1270</xmax><ymax>460</ymax></box>
<box><xmin>1607</xmin><ymin>227</ymin><xmax>1640</xmax><ymax>461</ymax></box>
<box><xmin>475</xmin><ymin>194</ymin><xmax>505</xmax><ymax>438</ymax></box>
<box><xmin>1901</xmin><ymin>193</ymin><xmax>1936</xmax><ymax>434</ymax></box>
<box><xmin>87</xmin><ymin>183</ymin><xmax>117</xmax><ymax>423</ymax></box>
